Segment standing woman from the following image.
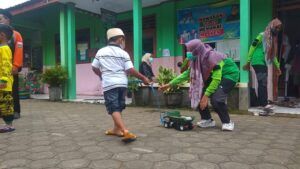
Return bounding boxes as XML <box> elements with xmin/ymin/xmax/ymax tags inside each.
<box><xmin>243</xmin><ymin>18</ymin><xmax>282</xmax><ymax>111</ymax></box>
<box><xmin>139</xmin><ymin>53</ymin><xmax>155</xmax><ymax>81</ymax></box>
<box><xmin>160</xmin><ymin>39</ymin><xmax>239</xmax><ymax>131</ymax></box>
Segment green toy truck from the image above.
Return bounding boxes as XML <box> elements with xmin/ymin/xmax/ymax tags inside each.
<box><xmin>160</xmin><ymin>111</ymin><xmax>194</xmax><ymax>131</ymax></box>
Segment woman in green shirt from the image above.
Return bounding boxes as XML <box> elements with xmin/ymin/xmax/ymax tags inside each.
<box><xmin>243</xmin><ymin>18</ymin><xmax>282</xmax><ymax>111</ymax></box>
<box><xmin>160</xmin><ymin>39</ymin><xmax>239</xmax><ymax>131</ymax></box>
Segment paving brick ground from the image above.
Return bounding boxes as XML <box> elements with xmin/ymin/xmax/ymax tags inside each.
<box><xmin>0</xmin><ymin>99</ymin><xmax>299</xmax><ymax>169</ymax></box>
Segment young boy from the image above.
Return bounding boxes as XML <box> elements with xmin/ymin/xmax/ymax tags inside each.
<box><xmin>92</xmin><ymin>28</ymin><xmax>150</xmax><ymax>142</ymax></box>
<box><xmin>0</xmin><ymin>23</ymin><xmax>14</xmax><ymax>133</ymax></box>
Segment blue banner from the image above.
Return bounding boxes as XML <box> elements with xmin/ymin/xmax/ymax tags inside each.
<box><xmin>177</xmin><ymin>4</ymin><xmax>240</xmax><ymax>43</ymax></box>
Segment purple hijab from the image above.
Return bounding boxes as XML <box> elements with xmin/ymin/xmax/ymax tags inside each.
<box><xmin>186</xmin><ymin>39</ymin><xmax>226</xmax><ymax>109</ymax></box>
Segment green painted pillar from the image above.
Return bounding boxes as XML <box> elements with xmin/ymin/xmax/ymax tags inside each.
<box><xmin>239</xmin><ymin>0</ymin><xmax>251</xmax><ymax>110</ymax></box>
<box><xmin>59</xmin><ymin>3</ymin><xmax>76</xmax><ymax>99</ymax></box>
<box><xmin>133</xmin><ymin>0</ymin><xmax>142</xmax><ymax>70</ymax></box>
<box><xmin>66</xmin><ymin>3</ymin><xmax>76</xmax><ymax>99</ymax></box>
<box><xmin>59</xmin><ymin>4</ymin><xmax>69</xmax><ymax>98</ymax></box>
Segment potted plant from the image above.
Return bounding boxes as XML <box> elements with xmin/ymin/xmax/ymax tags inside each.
<box><xmin>127</xmin><ymin>76</ymin><xmax>139</xmax><ymax>98</ymax></box>
<box><xmin>127</xmin><ymin>76</ymin><xmax>150</xmax><ymax>106</ymax></box>
<box><xmin>41</xmin><ymin>65</ymin><xmax>68</xmax><ymax>101</ymax></box>
<box><xmin>157</xmin><ymin>66</ymin><xmax>184</xmax><ymax>107</ymax></box>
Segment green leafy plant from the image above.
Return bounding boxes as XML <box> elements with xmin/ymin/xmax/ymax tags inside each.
<box><xmin>127</xmin><ymin>76</ymin><xmax>140</xmax><ymax>92</ymax></box>
<box><xmin>157</xmin><ymin>66</ymin><xmax>182</xmax><ymax>94</ymax></box>
<box><xmin>41</xmin><ymin>65</ymin><xmax>68</xmax><ymax>87</ymax></box>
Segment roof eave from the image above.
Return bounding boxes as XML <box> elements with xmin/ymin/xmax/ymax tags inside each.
<box><xmin>9</xmin><ymin>0</ymin><xmax>60</xmax><ymax>16</ymax></box>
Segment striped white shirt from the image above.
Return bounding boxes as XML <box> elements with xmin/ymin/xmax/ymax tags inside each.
<box><xmin>92</xmin><ymin>45</ymin><xmax>133</xmax><ymax>92</ymax></box>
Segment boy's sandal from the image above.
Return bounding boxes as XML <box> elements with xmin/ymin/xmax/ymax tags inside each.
<box><xmin>105</xmin><ymin>130</ymin><xmax>124</xmax><ymax>137</ymax></box>
<box><xmin>122</xmin><ymin>132</ymin><xmax>137</xmax><ymax>143</ymax></box>
<box><xmin>0</xmin><ymin>126</ymin><xmax>15</xmax><ymax>133</ymax></box>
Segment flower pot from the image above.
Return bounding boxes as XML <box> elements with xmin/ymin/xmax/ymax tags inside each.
<box><xmin>49</xmin><ymin>86</ymin><xmax>62</xmax><ymax>101</ymax></box>
<box><xmin>164</xmin><ymin>92</ymin><xmax>183</xmax><ymax>108</ymax></box>
<box><xmin>133</xmin><ymin>87</ymin><xmax>150</xmax><ymax>106</ymax></box>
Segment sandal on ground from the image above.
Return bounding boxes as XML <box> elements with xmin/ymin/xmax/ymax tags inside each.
<box><xmin>0</xmin><ymin>126</ymin><xmax>15</xmax><ymax>133</ymax></box>
<box><xmin>105</xmin><ymin>130</ymin><xmax>124</xmax><ymax>137</ymax></box>
<box><xmin>122</xmin><ymin>132</ymin><xmax>137</xmax><ymax>142</ymax></box>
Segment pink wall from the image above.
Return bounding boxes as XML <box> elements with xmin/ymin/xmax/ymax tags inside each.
<box><xmin>76</xmin><ymin>63</ymin><xmax>103</xmax><ymax>96</ymax></box>
<box><xmin>152</xmin><ymin>56</ymin><xmax>183</xmax><ymax>76</ymax></box>
<box><xmin>74</xmin><ymin>56</ymin><xmax>183</xmax><ymax>96</ymax></box>
<box><xmin>39</xmin><ymin>56</ymin><xmax>184</xmax><ymax>96</ymax></box>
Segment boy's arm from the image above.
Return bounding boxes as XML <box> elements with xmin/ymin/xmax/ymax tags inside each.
<box><xmin>204</xmin><ymin>61</ymin><xmax>224</xmax><ymax>97</ymax></box>
<box><xmin>126</xmin><ymin>68</ymin><xmax>150</xmax><ymax>85</ymax></box>
<box><xmin>124</xmin><ymin>52</ymin><xmax>150</xmax><ymax>85</ymax></box>
<box><xmin>91</xmin><ymin>58</ymin><xmax>102</xmax><ymax>79</ymax></box>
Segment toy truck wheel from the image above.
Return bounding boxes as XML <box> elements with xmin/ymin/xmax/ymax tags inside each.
<box><xmin>188</xmin><ymin>123</ymin><xmax>194</xmax><ymax>130</ymax></box>
<box><xmin>170</xmin><ymin>122</ymin><xmax>174</xmax><ymax>127</ymax></box>
<box><xmin>179</xmin><ymin>125</ymin><xmax>184</xmax><ymax>131</ymax></box>
<box><xmin>164</xmin><ymin>122</ymin><xmax>169</xmax><ymax>128</ymax></box>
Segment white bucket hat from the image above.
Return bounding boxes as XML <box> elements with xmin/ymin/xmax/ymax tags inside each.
<box><xmin>107</xmin><ymin>28</ymin><xmax>125</xmax><ymax>40</ymax></box>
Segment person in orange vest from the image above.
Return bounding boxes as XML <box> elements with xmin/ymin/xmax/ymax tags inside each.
<box><xmin>0</xmin><ymin>9</ymin><xmax>23</xmax><ymax>119</ymax></box>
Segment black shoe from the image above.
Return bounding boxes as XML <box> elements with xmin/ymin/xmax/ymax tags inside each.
<box><xmin>14</xmin><ymin>113</ymin><xmax>21</xmax><ymax>119</ymax></box>
<box><xmin>259</xmin><ymin>111</ymin><xmax>269</xmax><ymax>116</ymax></box>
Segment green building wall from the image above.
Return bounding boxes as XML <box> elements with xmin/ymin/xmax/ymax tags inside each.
<box><xmin>12</xmin><ymin>0</ymin><xmax>274</xmax><ymax>67</ymax></box>
<box><xmin>9</xmin><ymin>0</ymin><xmax>275</xmax><ymax>69</ymax></box>
<box><xmin>117</xmin><ymin>0</ymin><xmax>273</xmax><ymax>58</ymax></box>
<box><xmin>250</xmin><ymin>0</ymin><xmax>273</xmax><ymax>40</ymax></box>
<box><xmin>118</xmin><ymin>0</ymin><xmax>235</xmax><ymax>57</ymax></box>
<box><xmin>13</xmin><ymin>4</ymin><xmax>105</xmax><ymax>67</ymax></box>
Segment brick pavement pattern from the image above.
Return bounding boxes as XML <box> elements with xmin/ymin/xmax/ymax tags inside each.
<box><xmin>0</xmin><ymin>100</ymin><xmax>299</xmax><ymax>169</ymax></box>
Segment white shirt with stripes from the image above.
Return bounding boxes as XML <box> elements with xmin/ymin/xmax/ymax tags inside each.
<box><xmin>91</xmin><ymin>45</ymin><xmax>133</xmax><ymax>92</ymax></box>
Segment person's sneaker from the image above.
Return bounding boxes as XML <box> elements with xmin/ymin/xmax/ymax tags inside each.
<box><xmin>222</xmin><ymin>121</ymin><xmax>234</xmax><ymax>131</ymax></box>
<box><xmin>122</xmin><ymin>131</ymin><xmax>137</xmax><ymax>142</ymax></box>
<box><xmin>197</xmin><ymin>119</ymin><xmax>216</xmax><ymax>128</ymax></box>
<box><xmin>264</xmin><ymin>104</ymin><xmax>274</xmax><ymax>110</ymax></box>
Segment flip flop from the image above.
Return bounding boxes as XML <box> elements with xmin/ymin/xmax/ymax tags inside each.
<box><xmin>105</xmin><ymin>130</ymin><xmax>124</xmax><ymax>137</ymax></box>
<box><xmin>122</xmin><ymin>132</ymin><xmax>137</xmax><ymax>143</ymax></box>
<box><xmin>0</xmin><ymin>126</ymin><xmax>15</xmax><ymax>133</ymax></box>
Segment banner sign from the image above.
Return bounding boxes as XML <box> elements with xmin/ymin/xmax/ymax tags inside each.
<box><xmin>177</xmin><ymin>4</ymin><xmax>240</xmax><ymax>43</ymax></box>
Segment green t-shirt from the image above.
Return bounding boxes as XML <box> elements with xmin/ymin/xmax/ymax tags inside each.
<box><xmin>205</xmin><ymin>58</ymin><xmax>239</xmax><ymax>96</ymax></box>
<box><xmin>247</xmin><ymin>33</ymin><xmax>280</xmax><ymax>68</ymax></box>
<box><xmin>169</xmin><ymin>58</ymin><xmax>239</xmax><ymax>97</ymax></box>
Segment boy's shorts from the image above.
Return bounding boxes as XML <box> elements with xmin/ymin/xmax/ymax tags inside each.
<box><xmin>103</xmin><ymin>87</ymin><xmax>126</xmax><ymax>115</ymax></box>
<box><xmin>0</xmin><ymin>91</ymin><xmax>14</xmax><ymax>116</ymax></box>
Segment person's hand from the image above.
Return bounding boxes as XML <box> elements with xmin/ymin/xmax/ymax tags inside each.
<box><xmin>151</xmin><ymin>77</ymin><xmax>158</xmax><ymax>83</ymax></box>
<box><xmin>159</xmin><ymin>84</ymin><xmax>170</xmax><ymax>92</ymax></box>
<box><xmin>243</xmin><ymin>62</ymin><xmax>250</xmax><ymax>71</ymax></box>
<box><xmin>199</xmin><ymin>95</ymin><xmax>209</xmax><ymax>110</ymax></box>
<box><xmin>12</xmin><ymin>66</ymin><xmax>19</xmax><ymax>75</ymax></box>
<box><xmin>275</xmin><ymin>68</ymin><xmax>282</xmax><ymax>76</ymax></box>
<box><xmin>142</xmin><ymin>77</ymin><xmax>151</xmax><ymax>85</ymax></box>
<box><xmin>0</xmin><ymin>83</ymin><xmax>7</xmax><ymax>89</ymax></box>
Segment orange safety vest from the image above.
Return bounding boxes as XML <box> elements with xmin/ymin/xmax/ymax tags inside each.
<box><xmin>8</xmin><ymin>30</ymin><xmax>23</xmax><ymax>70</ymax></box>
